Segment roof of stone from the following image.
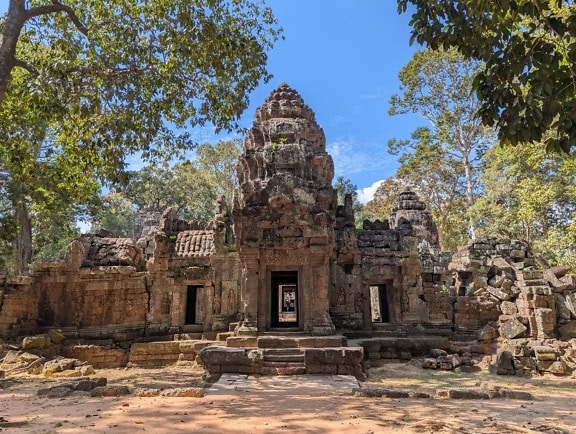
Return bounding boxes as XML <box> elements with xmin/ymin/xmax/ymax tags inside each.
<box><xmin>392</xmin><ymin>189</ymin><xmax>427</xmax><ymax>211</ymax></box>
<box><xmin>174</xmin><ymin>230</ymin><xmax>214</xmax><ymax>257</ymax></box>
<box><xmin>255</xmin><ymin>82</ymin><xmax>316</xmax><ymax>121</ymax></box>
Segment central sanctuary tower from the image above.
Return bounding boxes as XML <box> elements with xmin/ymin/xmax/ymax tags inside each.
<box><xmin>233</xmin><ymin>83</ymin><xmax>337</xmax><ymax>335</ymax></box>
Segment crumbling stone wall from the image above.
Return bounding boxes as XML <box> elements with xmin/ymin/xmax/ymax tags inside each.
<box><xmin>0</xmin><ymin>239</ymin><xmax>148</xmax><ymax>340</ymax></box>
<box><xmin>450</xmin><ymin>238</ymin><xmax>576</xmax><ymax>375</ymax></box>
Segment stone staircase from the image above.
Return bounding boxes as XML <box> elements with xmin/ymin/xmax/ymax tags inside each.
<box><xmin>262</xmin><ymin>348</ymin><xmax>305</xmax><ymax>375</ymax></box>
<box><xmin>198</xmin><ymin>334</ymin><xmax>365</xmax><ymax>378</ymax></box>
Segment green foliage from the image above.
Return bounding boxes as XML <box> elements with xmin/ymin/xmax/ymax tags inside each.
<box><xmin>398</xmin><ymin>0</ymin><xmax>576</xmax><ymax>152</ymax></box>
<box><xmin>90</xmin><ymin>139</ymin><xmax>241</xmax><ymax>234</ymax></box>
<box><xmin>365</xmin><ymin>178</ymin><xmax>403</xmax><ymax>222</ymax></box>
<box><xmin>0</xmin><ymin>2</ymin><xmax>280</xmax><ymax>272</ymax></box>
<box><xmin>33</xmin><ymin>209</ymin><xmax>80</xmax><ymax>261</ymax></box>
<box><xmin>471</xmin><ymin>141</ymin><xmax>576</xmax><ymax>267</ymax></box>
<box><xmin>89</xmin><ymin>193</ymin><xmax>137</xmax><ymax>238</ymax></box>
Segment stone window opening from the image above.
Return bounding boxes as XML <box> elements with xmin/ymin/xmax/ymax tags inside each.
<box><xmin>369</xmin><ymin>284</ymin><xmax>390</xmax><ymax>323</ymax></box>
<box><xmin>185</xmin><ymin>285</ymin><xmax>204</xmax><ymax>325</ymax></box>
<box><xmin>343</xmin><ymin>263</ymin><xmax>353</xmax><ymax>275</ymax></box>
<box><xmin>456</xmin><ymin>272</ymin><xmax>472</xmax><ymax>297</ymax></box>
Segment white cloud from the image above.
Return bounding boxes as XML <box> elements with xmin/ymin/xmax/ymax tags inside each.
<box><xmin>327</xmin><ymin>139</ymin><xmax>393</xmax><ymax>177</ymax></box>
<box><xmin>357</xmin><ymin>179</ymin><xmax>385</xmax><ymax>204</ymax></box>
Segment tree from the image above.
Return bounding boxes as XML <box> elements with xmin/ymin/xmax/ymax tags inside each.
<box><xmin>471</xmin><ymin>142</ymin><xmax>576</xmax><ymax>267</ymax></box>
<box><xmin>90</xmin><ymin>139</ymin><xmax>242</xmax><ymax>236</ymax></box>
<box><xmin>0</xmin><ymin>1</ymin><xmax>280</xmax><ymax>273</ymax></box>
<box><xmin>1</xmin><ymin>1</ymin><xmax>281</xmax><ymax>107</ymax></box>
<box><xmin>398</xmin><ymin>0</ymin><xmax>576</xmax><ymax>152</ymax></box>
<box><xmin>123</xmin><ymin>140</ymin><xmax>240</xmax><ymax>219</ymax></box>
<box><xmin>89</xmin><ymin>193</ymin><xmax>137</xmax><ymax>238</ymax></box>
<box><xmin>396</xmin><ymin>131</ymin><xmax>469</xmax><ymax>251</ymax></box>
<box><xmin>365</xmin><ymin>178</ymin><xmax>404</xmax><ymax>221</ymax></box>
<box><xmin>388</xmin><ymin>48</ymin><xmax>495</xmax><ymax>239</ymax></box>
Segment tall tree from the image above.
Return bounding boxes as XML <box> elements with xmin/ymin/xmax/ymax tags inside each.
<box><xmin>397</xmin><ymin>130</ymin><xmax>469</xmax><ymax>251</ymax></box>
<box><xmin>388</xmin><ymin>48</ymin><xmax>495</xmax><ymax>239</ymax></box>
<box><xmin>398</xmin><ymin>0</ymin><xmax>576</xmax><ymax>152</ymax></box>
<box><xmin>0</xmin><ymin>2</ymin><xmax>280</xmax><ymax>273</ymax></box>
<box><xmin>89</xmin><ymin>193</ymin><xmax>137</xmax><ymax>238</ymax></box>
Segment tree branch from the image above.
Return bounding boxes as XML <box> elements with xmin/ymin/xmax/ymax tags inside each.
<box><xmin>12</xmin><ymin>57</ymin><xmax>38</xmax><ymax>76</ymax></box>
<box><xmin>26</xmin><ymin>1</ymin><xmax>88</xmax><ymax>36</ymax></box>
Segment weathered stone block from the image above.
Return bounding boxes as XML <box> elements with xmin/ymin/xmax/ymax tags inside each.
<box><xmin>534</xmin><ymin>308</ymin><xmax>556</xmax><ymax>339</ymax></box>
<box><xmin>487</xmin><ymin>286</ymin><xmax>511</xmax><ymax>301</ymax></box>
<box><xmin>495</xmin><ymin>350</ymin><xmax>515</xmax><ymax>375</ymax></box>
<box><xmin>500</xmin><ymin>301</ymin><xmax>518</xmax><ymax>315</ymax></box>
<box><xmin>47</xmin><ymin>329</ymin><xmax>65</xmax><ymax>344</ymax></box>
<box><xmin>225</xmin><ymin>337</ymin><xmax>258</xmax><ymax>348</ymax></box>
<box><xmin>532</xmin><ymin>346</ymin><xmax>557</xmax><ymax>361</ymax></box>
<box><xmin>91</xmin><ymin>385</ymin><xmax>131</xmax><ymax>397</ymax></box>
<box><xmin>565</xmin><ymin>292</ymin><xmax>576</xmax><ymax>318</ymax></box>
<box><xmin>500</xmin><ymin>318</ymin><xmax>528</xmax><ymax>339</ymax></box>
<box><xmin>22</xmin><ymin>335</ymin><xmax>50</xmax><ymax>350</ymax></box>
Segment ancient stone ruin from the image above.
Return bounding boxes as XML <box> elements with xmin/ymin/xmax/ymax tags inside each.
<box><xmin>1</xmin><ymin>83</ymin><xmax>575</xmax><ymax>378</ymax></box>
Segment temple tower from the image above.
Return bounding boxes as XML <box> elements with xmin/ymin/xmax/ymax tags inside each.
<box><xmin>233</xmin><ymin>83</ymin><xmax>336</xmax><ymax>335</ymax></box>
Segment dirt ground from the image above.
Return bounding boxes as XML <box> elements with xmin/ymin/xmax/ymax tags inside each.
<box><xmin>1</xmin><ymin>363</ymin><xmax>576</xmax><ymax>434</ymax></box>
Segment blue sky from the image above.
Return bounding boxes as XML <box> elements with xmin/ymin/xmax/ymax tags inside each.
<box><xmin>0</xmin><ymin>1</ymin><xmax>423</xmax><ymax>203</ymax></box>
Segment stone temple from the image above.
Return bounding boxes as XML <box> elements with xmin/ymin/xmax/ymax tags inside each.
<box><xmin>2</xmin><ymin>84</ymin><xmax>576</xmax><ymax>377</ymax></box>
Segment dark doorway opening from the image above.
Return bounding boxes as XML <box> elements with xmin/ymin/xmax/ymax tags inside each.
<box><xmin>185</xmin><ymin>285</ymin><xmax>204</xmax><ymax>324</ymax></box>
<box><xmin>369</xmin><ymin>284</ymin><xmax>390</xmax><ymax>323</ymax></box>
<box><xmin>271</xmin><ymin>271</ymin><xmax>298</xmax><ymax>328</ymax></box>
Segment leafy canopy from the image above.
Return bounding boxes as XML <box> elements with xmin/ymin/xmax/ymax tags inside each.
<box><xmin>0</xmin><ymin>1</ymin><xmax>280</xmax><ymax>272</ymax></box>
<box><xmin>398</xmin><ymin>0</ymin><xmax>576</xmax><ymax>152</ymax></box>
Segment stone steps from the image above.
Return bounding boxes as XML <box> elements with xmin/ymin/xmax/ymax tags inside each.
<box><xmin>263</xmin><ymin>348</ymin><xmax>304</xmax><ymax>363</ymax></box>
<box><xmin>262</xmin><ymin>348</ymin><xmax>306</xmax><ymax>375</ymax></box>
<box><xmin>262</xmin><ymin>361</ymin><xmax>305</xmax><ymax>368</ymax></box>
<box><xmin>256</xmin><ymin>335</ymin><xmax>347</xmax><ymax>349</ymax></box>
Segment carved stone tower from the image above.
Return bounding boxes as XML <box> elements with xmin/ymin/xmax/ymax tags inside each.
<box><xmin>233</xmin><ymin>83</ymin><xmax>337</xmax><ymax>335</ymax></box>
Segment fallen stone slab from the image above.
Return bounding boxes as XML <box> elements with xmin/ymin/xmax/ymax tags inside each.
<box><xmin>90</xmin><ymin>385</ymin><xmax>130</xmax><ymax>397</ymax></box>
<box><xmin>37</xmin><ymin>377</ymin><xmax>108</xmax><ymax>397</ymax></box>
<box><xmin>435</xmin><ymin>388</ymin><xmax>534</xmax><ymax>400</ymax></box>
<box><xmin>500</xmin><ymin>318</ymin><xmax>528</xmax><ymax>339</ymax></box>
<box><xmin>353</xmin><ymin>388</ymin><xmax>409</xmax><ymax>398</ymax></box>
<box><xmin>502</xmin><ymin>390</ymin><xmax>534</xmax><ymax>400</ymax></box>
<box><xmin>436</xmin><ymin>389</ymin><xmax>490</xmax><ymax>399</ymax></box>
<box><xmin>135</xmin><ymin>388</ymin><xmax>161</xmax><ymax>397</ymax></box>
<box><xmin>160</xmin><ymin>387</ymin><xmax>205</xmax><ymax>397</ymax></box>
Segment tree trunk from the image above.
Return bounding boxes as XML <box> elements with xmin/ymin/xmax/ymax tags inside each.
<box><xmin>462</xmin><ymin>154</ymin><xmax>477</xmax><ymax>240</ymax></box>
<box><xmin>0</xmin><ymin>1</ymin><xmax>27</xmax><ymax>105</ymax></box>
<box><xmin>15</xmin><ymin>201</ymin><xmax>32</xmax><ymax>275</ymax></box>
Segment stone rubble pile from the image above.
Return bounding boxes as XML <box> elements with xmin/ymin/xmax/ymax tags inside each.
<box><xmin>450</xmin><ymin>239</ymin><xmax>576</xmax><ymax>376</ymax></box>
<box><xmin>0</xmin><ymin>330</ymin><xmax>96</xmax><ymax>378</ymax></box>
<box><xmin>421</xmin><ymin>348</ymin><xmax>479</xmax><ymax>371</ymax></box>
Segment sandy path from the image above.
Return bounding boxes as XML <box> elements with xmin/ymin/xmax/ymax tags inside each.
<box><xmin>1</xmin><ymin>365</ymin><xmax>576</xmax><ymax>433</ymax></box>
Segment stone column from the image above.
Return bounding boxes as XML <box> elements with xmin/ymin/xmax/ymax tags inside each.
<box><xmin>309</xmin><ymin>251</ymin><xmax>335</xmax><ymax>336</ymax></box>
<box><xmin>236</xmin><ymin>253</ymin><xmax>259</xmax><ymax>336</ymax></box>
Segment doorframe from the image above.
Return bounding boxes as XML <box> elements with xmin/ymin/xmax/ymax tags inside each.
<box><xmin>266</xmin><ymin>268</ymin><xmax>302</xmax><ymax>330</ymax></box>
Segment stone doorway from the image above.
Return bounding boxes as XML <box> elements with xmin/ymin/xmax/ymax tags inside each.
<box><xmin>270</xmin><ymin>271</ymin><xmax>299</xmax><ymax>328</ymax></box>
<box><xmin>185</xmin><ymin>285</ymin><xmax>204</xmax><ymax>325</ymax></box>
<box><xmin>369</xmin><ymin>284</ymin><xmax>390</xmax><ymax>323</ymax></box>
